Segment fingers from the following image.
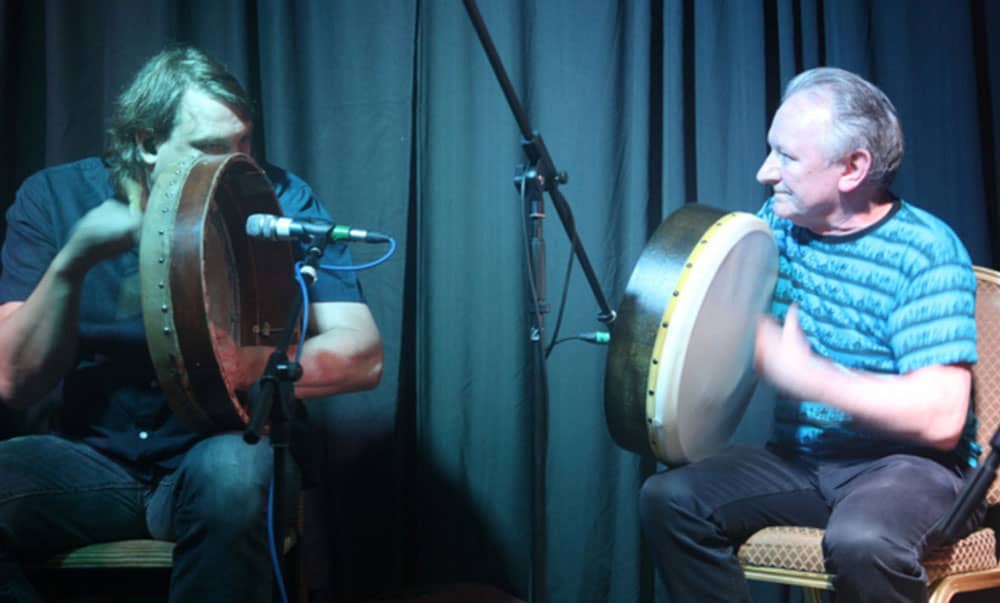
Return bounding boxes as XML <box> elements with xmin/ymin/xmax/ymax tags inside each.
<box><xmin>785</xmin><ymin>303</ymin><xmax>798</xmax><ymax>328</ymax></box>
<box><xmin>65</xmin><ymin>200</ymin><xmax>143</xmax><ymax>268</ymax></box>
<box><xmin>754</xmin><ymin>314</ymin><xmax>780</xmax><ymax>371</ymax></box>
<box><xmin>755</xmin><ymin>304</ymin><xmax>805</xmax><ymax>375</ymax></box>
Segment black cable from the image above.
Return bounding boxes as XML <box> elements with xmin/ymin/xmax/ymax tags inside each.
<box><xmin>547</xmin><ymin>332</ymin><xmax>612</xmax><ymax>352</ymax></box>
<box><xmin>545</xmin><ymin>244</ymin><xmax>575</xmax><ymax>358</ymax></box>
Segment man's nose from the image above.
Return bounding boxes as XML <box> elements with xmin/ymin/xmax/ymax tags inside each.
<box><xmin>756</xmin><ymin>151</ymin><xmax>779</xmax><ymax>185</ymax></box>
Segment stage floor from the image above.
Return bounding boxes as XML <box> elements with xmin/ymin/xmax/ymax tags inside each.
<box><xmin>370</xmin><ymin>583</ymin><xmax>525</xmax><ymax>603</ymax></box>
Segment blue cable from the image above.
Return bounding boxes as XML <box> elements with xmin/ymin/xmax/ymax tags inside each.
<box><xmin>265</xmin><ymin>238</ymin><xmax>394</xmax><ymax>601</ymax></box>
<box><xmin>320</xmin><ymin>236</ymin><xmax>397</xmax><ymax>272</ymax></box>
<box><xmin>266</xmin><ymin>264</ymin><xmax>309</xmax><ymax>603</ymax></box>
<box><xmin>268</xmin><ymin>476</ymin><xmax>290</xmax><ymax>603</ymax></box>
<box><xmin>293</xmin><ymin>261</ymin><xmax>310</xmax><ymax>363</ymax></box>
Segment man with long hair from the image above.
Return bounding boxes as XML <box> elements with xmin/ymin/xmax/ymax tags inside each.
<box><xmin>0</xmin><ymin>46</ymin><xmax>383</xmax><ymax>601</ymax></box>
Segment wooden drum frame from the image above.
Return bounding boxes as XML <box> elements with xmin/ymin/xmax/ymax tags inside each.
<box><xmin>604</xmin><ymin>204</ymin><xmax>778</xmax><ymax>466</ymax></box>
<box><xmin>140</xmin><ymin>153</ymin><xmax>295</xmax><ymax>434</ymax></box>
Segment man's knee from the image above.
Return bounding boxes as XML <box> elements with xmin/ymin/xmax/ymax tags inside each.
<box><xmin>176</xmin><ymin>434</ymin><xmax>272</xmax><ymax>524</ymax></box>
<box><xmin>823</xmin><ymin>522</ymin><xmax>921</xmax><ymax>578</ymax></box>
<box><xmin>639</xmin><ymin>470</ymin><xmax>701</xmax><ymax>533</ymax></box>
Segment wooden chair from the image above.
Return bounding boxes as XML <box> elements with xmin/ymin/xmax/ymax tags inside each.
<box><xmin>25</xmin><ymin>491</ymin><xmax>307</xmax><ymax>602</ymax></box>
<box><xmin>738</xmin><ymin>265</ymin><xmax>1000</xmax><ymax>603</ymax></box>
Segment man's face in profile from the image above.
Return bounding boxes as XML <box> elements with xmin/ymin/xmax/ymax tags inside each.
<box><xmin>756</xmin><ymin>90</ymin><xmax>846</xmax><ymax>233</ymax></box>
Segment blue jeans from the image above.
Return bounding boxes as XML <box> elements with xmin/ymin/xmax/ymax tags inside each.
<box><xmin>639</xmin><ymin>445</ymin><xmax>981</xmax><ymax>603</ymax></box>
<box><xmin>0</xmin><ymin>432</ymin><xmax>289</xmax><ymax>602</ymax></box>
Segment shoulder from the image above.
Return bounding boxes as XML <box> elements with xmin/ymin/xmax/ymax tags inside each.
<box><xmin>883</xmin><ymin>203</ymin><xmax>976</xmax><ymax>364</ymax></box>
<box><xmin>18</xmin><ymin>157</ymin><xmax>111</xmax><ymax>198</ymax></box>
<box><xmin>862</xmin><ymin>202</ymin><xmax>974</xmax><ymax>304</ymax></box>
<box><xmin>883</xmin><ymin>200</ymin><xmax>971</xmax><ymax>268</ymax></box>
<box><xmin>10</xmin><ymin>157</ymin><xmax>111</xmax><ymax>226</ymax></box>
<box><xmin>261</xmin><ymin>161</ymin><xmax>333</xmax><ymax>221</ymax></box>
<box><xmin>262</xmin><ymin>162</ymin><xmax>313</xmax><ymax>203</ymax></box>
<box><xmin>23</xmin><ymin>157</ymin><xmax>109</xmax><ymax>187</ymax></box>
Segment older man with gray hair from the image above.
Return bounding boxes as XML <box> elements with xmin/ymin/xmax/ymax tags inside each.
<box><xmin>639</xmin><ymin>67</ymin><xmax>980</xmax><ymax>602</ymax></box>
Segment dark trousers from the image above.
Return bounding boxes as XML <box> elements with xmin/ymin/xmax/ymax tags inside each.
<box><xmin>0</xmin><ymin>433</ymin><xmax>291</xmax><ymax>603</ymax></box>
<box><xmin>639</xmin><ymin>445</ymin><xmax>977</xmax><ymax>603</ymax></box>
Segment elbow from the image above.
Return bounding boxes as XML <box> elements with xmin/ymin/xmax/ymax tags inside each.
<box><xmin>298</xmin><ymin>341</ymin><xmax>383</xmax><ymax>398</ymax></box>
<box><xmin>356</xmin><ymin>341</ymin><xmax>384</xmax><ymax>391</ymax></box>
<box><xmin>0</xmin><ymin>373</ymin><xmax>12</xmax><ymax>404</ymax></box>
<box><xmin>926</xmin><ymin>429</ymin><xmax>962</xmax><ymax>453</ymax></box>
<box><xmin>0</xmin><ymin>374</ymin><xmax>32</xmax><ymax>411</ymax></box>
<box><xmin>922</xmin><ymin>406</ymin><xmax>968</xmax><ymax>452</ymax></box>
<box><xmin>915</xmin><ymin>364</ymin><xmax>973</xmax><ymax>452</ymax></box>
<box><xmin>323</xmin><ymin>340</ymin><xmax>383</xmax><ymax>394</ymax></box>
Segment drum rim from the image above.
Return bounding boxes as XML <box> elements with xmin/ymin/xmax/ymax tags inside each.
<box><xmin>139</xmin><ymin>153</ymin><xmax>295</xmax><ymax>434</ymax></box>
<box><xmin>646</xmin><ymin>211</ymin><xmax>776</xmax><ymax>464</ymax></box>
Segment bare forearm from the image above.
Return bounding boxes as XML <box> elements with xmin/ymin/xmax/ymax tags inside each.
<box><xmin>0</xmin><ymin>252</ymin><xmax>86</xmax><ymax>408</ymax></box>
<box><xmin>781</xmin><ymin>357</ymin><xmax>970</xmax><ymax>450</ymax></box>
<box><xmin>756</xmin><ymin>307</ymin><xmax>971</xmax><ymax>450</ymax></box>
<box><xmin>292</xmin><ymin>326</ymin><xmax>383</xmax><ymax>398</ymax></box>
<box><xmin>0</xmin><ymin>199</ymin><xmax>142</xmax><ymax>408</ymax></box>
<box><xmin>223</xmin><ymin>302</ymin><xmax>383</xmax><ymax>400</ymax></box>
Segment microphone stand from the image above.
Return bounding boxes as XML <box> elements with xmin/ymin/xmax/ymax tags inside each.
<box><xmin>244</xmin><ymin>234</ymin><xmax>326</xmax><ymax>601</ymax></box>
<box><xmin>461</xmin><ymin>2</ymin><xmax>617</xmax><ymax>601</ymax></box>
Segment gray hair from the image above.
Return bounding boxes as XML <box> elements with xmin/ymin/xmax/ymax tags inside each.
<box><xmin>104</xmin><ymin>46</ymin><xmax>254</xmax><ymax>199</ymax></box>
<box><xmin>784</xmin><ymin>67</ymin><xmax>904</xmax><ymax>187</ymax></box>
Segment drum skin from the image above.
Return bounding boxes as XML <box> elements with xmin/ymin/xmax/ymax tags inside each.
<box><xmin>604</xmin><ymin>204</ymin><xmax>778</xmax><ymax>466</ymax></box>
<box><xmin>140</xmin><ymin>153</ymin><xmax>295</xmax><ymax>434</ymax></box>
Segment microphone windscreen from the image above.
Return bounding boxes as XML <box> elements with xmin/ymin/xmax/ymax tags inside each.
<box><xmin>245</xmin><ymin>214</ymin><xmax>273</xmax><ymax>239</ymax></box>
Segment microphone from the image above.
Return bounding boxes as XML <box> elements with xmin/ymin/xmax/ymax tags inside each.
<box><xmin>245</xmin><ymin>214</ymin><xmax>390</xmax><ymax>243</ymax></box>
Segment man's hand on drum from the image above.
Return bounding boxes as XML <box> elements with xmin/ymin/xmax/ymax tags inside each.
<box><xmin>754</xmin><ymin>304</ymin><xmax>821</xmax><ymax>400</ymax></box>
<box><xmin>62</xmin><ymin>199</ymin><xmax>141</xmax><ymax>276</ymax></box>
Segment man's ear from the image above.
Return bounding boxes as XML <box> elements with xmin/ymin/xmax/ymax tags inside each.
<box><xmin>135</xmin><ymin>131</ymin><xmax>158</xmax><ymax>166</ymax></box>
<box><xmin>837</xmin><ymin>149</ymin><xmax>872</xmax><ymax>193</ymax></box>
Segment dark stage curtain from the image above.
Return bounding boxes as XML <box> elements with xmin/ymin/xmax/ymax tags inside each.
<box><xmin>1</xmin><ymin>1</ymin><xmax>997</xmax><ymax>602</ymax></box>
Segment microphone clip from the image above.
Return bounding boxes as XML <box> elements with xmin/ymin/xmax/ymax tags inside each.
<box><xmin>296</xmin><ymin>219</ymin><xmax>337</xmax><ymax>244</ymax></box>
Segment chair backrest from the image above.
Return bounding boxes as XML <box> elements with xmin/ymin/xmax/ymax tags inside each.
<box><xmin>971</xmin><ymin>266</ymin><xmax>1000</xmax><ymax>506</ymax></box>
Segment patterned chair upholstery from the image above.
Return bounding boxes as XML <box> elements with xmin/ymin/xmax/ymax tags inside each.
<box><xmin>739</xmin><ymin>265</ymin><xmax>1000</xmax><ymax>603</ymax></box>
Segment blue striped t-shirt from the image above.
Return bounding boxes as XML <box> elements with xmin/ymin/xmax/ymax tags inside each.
<box><xmin>757</xmin><ymin>198</ymin><xmax>980</xmax><ymax>466</ymax></box>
